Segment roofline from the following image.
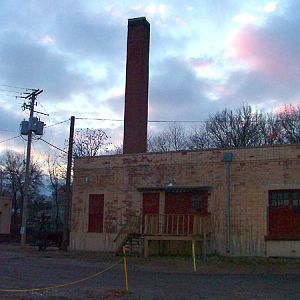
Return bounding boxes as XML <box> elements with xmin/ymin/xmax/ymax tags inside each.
<box><xmin>74</xmin><ymin>143</ymin><xmax>300</xmax><ymax>160</ymax></box>
<box><xmin>137</xmin><ymin>186</ymin><xmax>212</xmax><ymax>193</ymax></box>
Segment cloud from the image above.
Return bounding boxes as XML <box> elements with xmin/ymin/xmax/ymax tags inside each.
<box><xmin>0</xmin><ymin>103</ymin><xmax>28</xmax><ymax>132</ymax></box>
<box><xmin>0</xmin><ymin>32</ymin><xmax>91</xmax><ymax>101</ymax></box>
<box><xmin>1</xmin><ymin>0</ymin><xmax>300</xmax><ymax>150</ymax></box>
<box><xmin>53</xmin><ymin>10</ymin><xmax>126</xmax><ymax>63</ymax></box>
<box><xmin>223</xmin><ymin>1</ymin><xmax>300</xmax><ymax>109</ymax></box>
<box><xmin>149</xmin><ymin>56</ymin><xmax>223</xmax><ymax>121</ymax></box>
<box><xmin>104</xmin><ymin>95</ymin><xmax>124</xmax><ymax>118</ymax></box>
<box><xmin>261</xmin><ymin>2</ymin><xmax>278</xmax><ymax>13</ymax></box>
<box><xmin>232</xmin><ymin>13</ymin><xmax>257</xmax><ymax>25</ymax></box>
<box><xmin>0</xmin><ymin>104</ymin><xmax>29</xmax><ymax>154</ymax></box>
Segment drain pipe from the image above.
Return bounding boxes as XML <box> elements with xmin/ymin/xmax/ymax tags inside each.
<box><xmin>224</xmin><ymin>152</ymin><xmax>233</xmax><ymax>254</ymax></box>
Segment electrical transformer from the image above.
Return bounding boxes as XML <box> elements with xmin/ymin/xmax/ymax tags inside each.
<box><xmin>20</xmin><ymin>120</ymin><xmax>29</xmax><ymax>135</ymax></box>
<box><xmin>20</xmin><ymin>118</ymin><xmax>45</xmax><ymax>135</ymax></box>
<box><xmin>35</xmin><ymin>119</ymin><xmax>45</xmax><ymax>135</ymax></box>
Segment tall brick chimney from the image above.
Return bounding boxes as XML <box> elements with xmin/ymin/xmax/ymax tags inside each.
<box><xmin>123</xmin><ymin>17</ymin><xmax>150</xmax><ymax>154</ymax></box>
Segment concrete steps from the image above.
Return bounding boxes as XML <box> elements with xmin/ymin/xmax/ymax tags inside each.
<box><xmin>117</xmin><ymin>234</ymin><xmax>141</xmax><ymax>256</ymax></box>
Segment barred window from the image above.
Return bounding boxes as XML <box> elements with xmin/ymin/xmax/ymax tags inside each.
<box><xmin>191</xmin><ymin>194</ymin><xmax>203</xmax><ymax>212</ymax></box>
<box><xmin>269</xmin><ymin>190</ymin><xmax>300</xmax><ymax>207</ymax></box>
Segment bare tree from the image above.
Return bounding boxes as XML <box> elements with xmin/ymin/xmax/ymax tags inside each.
<box><xmin>107</xmin><ymin>144</ymin><xmax>123</xmax><ymax>155</ymax></box>
<box><xmin>277</xmin><ymin>105</ymin><xmax>300</xmax><ymax>144</ymax></box>
<box><xmin>71</xmin><ymin>128</ymin><xmax>110</xmax><ymax>158</ymax></box>
<box><xmin>147</xmin><ymin>104</ymin><xmax>300</xmax><ymax>153</ymax></box>
<box><xmin>258</xmin><ymin>113</ymin><xmax>283</xmax><ymax>145</ymax></box>
<box><xmin>148</xmin><ymin>132</ymin><xmax>170</xmax><ymax>152</ymax></box>
<box><xmin>148</xmin><ymin>123</ymin><xmax>188</xmax><ymax>152</ymax></box>
<box><xmin>47</xmin><ymin>155</ymin><xmax>65</xmax><ymax>230</ymax></box>
<box><xmin>0</xmin><ymin>150</ymin><xmax>43</xmax><ymax>235</ymax></box>
<box><xmin>205</xmin><ymin>105</ymin><xmax>264</xmax><ymax>148</ymax></box>
<box><xmin>0</xmin><ymin>167</ymin><xmax>10</xmax><ymax>196</ymax></box>
<box><xmin>187</xmin><ymin>126</ymin><xmax>211</xmax><ymax>150</ymax></box>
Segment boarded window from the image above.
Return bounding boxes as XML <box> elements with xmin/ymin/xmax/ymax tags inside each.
<box><xmin>165</xmin><ymin>191</ymin><xmax>208</xmax><ymax>215</ymax></box>
<box><xmin>88</xmin><ymin>194</ymin><xmax>104</xmax><ymax>233</ymax></box>
<box><xmin>268</xmin><ymin>189</ymin><xmax>300</xmax><ymax>239</ymax></box>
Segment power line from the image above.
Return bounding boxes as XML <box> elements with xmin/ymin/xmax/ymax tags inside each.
<box><xmin>36</xmin><ymin>100</ymin><xmax>49</xmax><ymax>116</ymax></box>
<box><xmin>149</xmin><ymin>120</ymin><xmax>206</xmax><ymax>123</ymax></box>
<box><xmin>0</xmin><ymin>135</ymin><xmax>20</xmax><ymax>144</ymax></box>
<box><xmin>0</xmin><ymin>89</ymin><xmax>23</xmax><ymax>94</ymax></box>
<box><xmin>76</xmin><ymin>117</ymin><xmax>207</xmax><ymax>123</ymax></box>
<box><xmin>39</xmin><ymin>138</ymin><xmax>67</xmax><ymax>153</ymax></box>
<box><xmin>76</xmin><ymin>117</ymin><xmax>123</xmax><ymax>122</ymax></box>
<box><xmin>45</xmin><ymin>119</ymin><xmax>70</xmax><ymax>128</ymax></box>
<box><xmin>0</xmin><ymin>93</ymin><xmax>22</xmax><ymax>98</ymax></box>
<box><xmin>0</xmin><ymin>84</ymin><xmax>34</xmax><ymax>90</ymax></box>
<box><xmin>0</xmin><ymin>129</ymin><xmax>18</xmax><ymax>133</ymax></box>
<box><xmin>76</xmin><ymin>116</ymin><xmax>274</xmax><ymax>124</ymax></box>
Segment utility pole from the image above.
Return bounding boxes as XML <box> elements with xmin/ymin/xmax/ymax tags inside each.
<box><xmin>62</xmin><ymin>116</ymin><xmax>75</xmax><ymax>250</ymax></box>
<box><xmin>20</xmin><ymin>89</ymin><xmax>43</xmax><ymax>246</ymax></box>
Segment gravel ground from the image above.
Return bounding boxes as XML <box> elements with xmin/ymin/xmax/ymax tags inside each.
<box><xmin>1</xmin><ymin>244</ymin><xmax>300</xmax><ymax>299</ymax></box>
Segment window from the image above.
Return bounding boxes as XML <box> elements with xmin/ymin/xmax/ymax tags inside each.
<box><xmin>269</xmin><ymin>190</ymin><xmax>300</xmax><ymax>208</ymax></box>
<box><xmin>88</xmin><ymin>194</ymin><xmax>104</xmax><ymax>233</ymax></box>
<box><xmin>292</xmin><ymin>191</ymin><xmax>300</xmax><ymax>207</ymax></box>
<box><xmin>191</xmin><ymin>194</ymin><xmax>203</xmax><ymax>212</ymax></box>
<box><xmin>190</xmin><ymin>192</ymin><xmax>208</xmax><ymax>213</ymax></box>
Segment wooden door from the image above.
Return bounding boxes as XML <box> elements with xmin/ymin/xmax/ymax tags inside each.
<box><xmin>142</xmin><ymin>193</ymin><xmax>159</xmax><ymax>234</ymax></box>
<box><xmin>88</xmin><ymin>194</ymin><xmax>104</xmax><ymax>233</ymax></box>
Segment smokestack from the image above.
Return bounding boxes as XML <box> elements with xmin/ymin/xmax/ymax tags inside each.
<box><xmin>123</xmin><ymin>17</ymin><xmax>150</xmax><ymax>154</ymax></box>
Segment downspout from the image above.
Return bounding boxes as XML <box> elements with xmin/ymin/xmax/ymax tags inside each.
<box><xmin>224</xmin><ymin>152</ymin><xmax>233</xmax><ymax>254</ymax></box>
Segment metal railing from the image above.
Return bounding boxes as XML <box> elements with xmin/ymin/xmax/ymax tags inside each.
<box><xmin>144</xmin><ymin>214</ymin><xmax>211</xmax><ymax>236</ymax></box>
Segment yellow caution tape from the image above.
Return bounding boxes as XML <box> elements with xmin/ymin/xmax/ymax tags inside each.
<box><xmin>0</xmin><ymin>260</ymin><xmax>121</xmax><ymax>293</ymax></box>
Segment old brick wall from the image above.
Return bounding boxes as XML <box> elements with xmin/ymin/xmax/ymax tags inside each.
<box><xmin>70</xmin><ymin>144</ymin><xmax>300</xmax><ymax>255</ymax></box>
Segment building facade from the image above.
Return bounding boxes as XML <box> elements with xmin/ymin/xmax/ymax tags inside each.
<box><xmin>70</xmin><ymin>144</ymin><xmax>300</xmax><ymax>257</ymax></box>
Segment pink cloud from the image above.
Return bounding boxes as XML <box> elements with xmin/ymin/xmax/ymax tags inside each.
<box><xmin>189</xmin><ymin>57</ymin><xmax>212</xmax><ymax>70</ymax></box>
<box><xmin>212</xmin><ymin>85</ymin><xmax>235</xmax><ymax>98</ymax></box>
<box><xmin>229</xmin><ymin>27</ymin><xmax>273</xmax><ymax>71</ymax></box>
<box><xmin>274</xmin><ymin>102</ymin><xmax>300</xmax><ymax>114</ymax></box>
<box><xmin>228</xmin><ymin>22</ymin><xmax>300</xmax><ymax>81</ymax></box>
<box><xmin>184</xmin><ymin>57</ymin><xmax>215</xmax><ymax>78</ymax></box>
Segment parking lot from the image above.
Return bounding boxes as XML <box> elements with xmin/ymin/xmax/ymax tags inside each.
<box><xmin>1</xmin><ymin>243</ymin><xmax>300</xmax><ymax>299</ymax></box>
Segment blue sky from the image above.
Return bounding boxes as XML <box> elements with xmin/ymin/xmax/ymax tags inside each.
<box><xmin>0</xmin><ymin>0</ymin><xmax>299</xmax><ymax>155</ymax></box>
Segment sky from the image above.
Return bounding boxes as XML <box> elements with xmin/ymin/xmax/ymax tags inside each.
<box><xmin>0</xmin><ymin>0</ymin><xmax>299</xmax><ymax>157</ymax></box>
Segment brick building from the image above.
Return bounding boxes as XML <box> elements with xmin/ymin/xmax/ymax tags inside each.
<box><xmin>70</xmin><ymin>144</ymin><xmax>300</xmax><ymax>257</ymax></box>
<box><xmin>70</xmin><ymin>17</ymin><xmax>300</xmax><ymax>257</ymax></box>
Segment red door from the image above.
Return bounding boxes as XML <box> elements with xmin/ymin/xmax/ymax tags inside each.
<box><xmin>88</xmin><ymin>194</ymin><xmax>104</xmax><ymax>233</ymax></box>
<box><xmin>165</xmin><ymin>192</ymin><xmax>190</xmax><ymax>234</ymax></box>
<box><xmin>142</xmin><ymin>193</ymin><xmax>159</xmax><ymax>234</ymax></box>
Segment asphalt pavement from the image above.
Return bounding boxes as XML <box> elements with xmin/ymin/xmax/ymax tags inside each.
<box><xmin>1</xmin><ymin>244</ymin><xmax>300</xmax><ymax>299</ymax></box>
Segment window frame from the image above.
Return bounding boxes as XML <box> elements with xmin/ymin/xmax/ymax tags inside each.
<box><xmin>269</xmin><ymin>189</ymin><xmax>300</xmax><ymax>208</ymax></box>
